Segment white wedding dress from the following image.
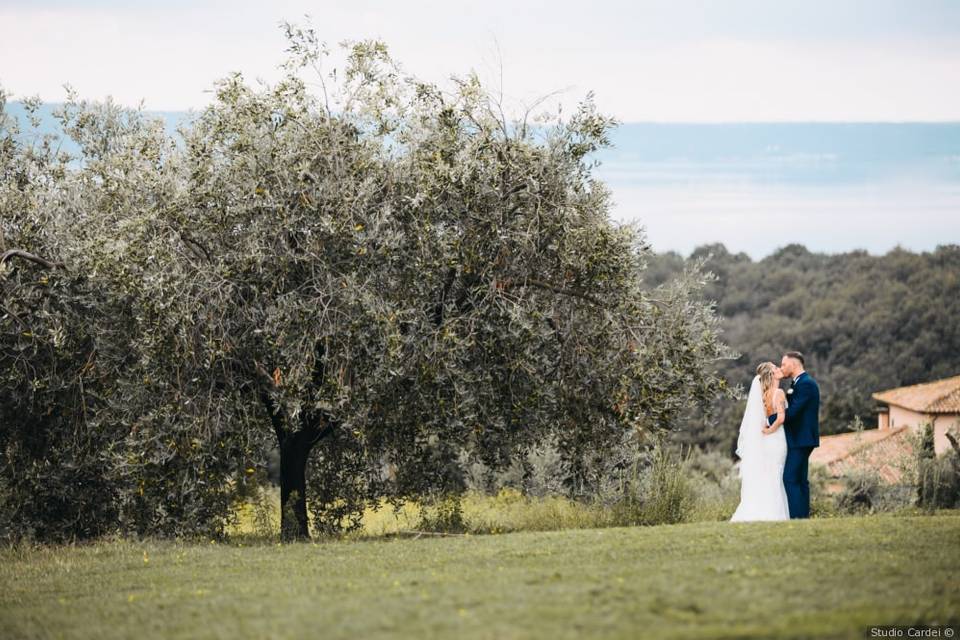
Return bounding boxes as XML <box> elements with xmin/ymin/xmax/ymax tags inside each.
<box><xmin>730</xmin><ymin>375</ymin><xmax>790</xmax><ymax>522</ymax></box>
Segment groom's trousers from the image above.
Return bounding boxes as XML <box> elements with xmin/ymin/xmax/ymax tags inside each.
<box><xmin>784</xmin><ymin>447</ymin><xmax>814</xmax><ymax>519</ymax></box>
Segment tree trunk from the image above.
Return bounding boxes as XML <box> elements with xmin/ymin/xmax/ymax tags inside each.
<box><xmin>279</xmin><ymin>431</ymin><xmax>311</xmax><ymax>541</ymax></box>
<box><xmin>258</xmin><ymin>361</ymin><xmax>334</xmax><ymax>542</ymax></box>
<box><xmin>277</xmin><ymin>418</ymin><xmax>332</xmax><ymax>542</ymax></box>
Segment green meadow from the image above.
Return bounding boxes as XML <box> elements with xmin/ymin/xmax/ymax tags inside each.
<box><xmin>2</xmin><ymin>513</ymin><xmax>958</xmax><ymax>639</ymax></box>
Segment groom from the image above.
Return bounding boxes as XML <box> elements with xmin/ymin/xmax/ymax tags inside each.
<box><xmin>780</xmin><ymin>351</ymin><xmax>820</xmax><ymax>519</ymax></box>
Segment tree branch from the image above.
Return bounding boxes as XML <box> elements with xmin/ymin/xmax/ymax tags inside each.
<box><xmin>178</xmin><ymin>232</ymin><xmax>213</xmax><ymax>262</ymax></box>
<box><xmin>253</xmin><ymin>360</ymin><xmax>287</xmax><ymax>445</ymax></box>
<box><xmin>432</xmin><ymin>267</ymin><xmax>457</xmax><ymax>327</ymax></box>
<box><xmin>510</xmin><ymin>277</ymin><xmax>606</xmax><ymax>307</ymax></box>
<box><xmin>259</xmin><ymin>387</ymin><xmax>286</xmax><ymax>446</ymax></box>
<box><xmin>0</xmin><ymin>249</ymin><xmax>62</xmax><ymax>270</ymax></box>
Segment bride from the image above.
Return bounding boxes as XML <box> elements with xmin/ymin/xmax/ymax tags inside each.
<box><xmin>730</xmin><ymin>362</ymin><xmax>790</xmax><ymax>522</ymax></box>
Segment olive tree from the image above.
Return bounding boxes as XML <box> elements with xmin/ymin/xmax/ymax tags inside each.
<box><xmin>1</xmin><ymin>25</ymin><xmax>731</xmax><ymax>541</ymax></box>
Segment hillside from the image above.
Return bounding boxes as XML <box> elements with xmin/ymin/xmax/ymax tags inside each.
<box><xmin>647</xmin><ymin>243</ymin><xmax>960</xmax><ymax>452</ymax></box>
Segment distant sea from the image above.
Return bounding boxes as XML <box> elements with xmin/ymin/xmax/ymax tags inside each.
<box><xmin>6</xmin><ymin>102</ymin><xmax>959</xmax><ymax>258</ymax></box>
<box><xmin>595</xmin><ymin>123</ymin><xmax>960</xmax><ymax>258</ymax></box>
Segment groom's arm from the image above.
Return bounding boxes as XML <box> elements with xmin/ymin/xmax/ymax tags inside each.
<box><xmin>784</xmin><ymin>381</ymin><xmax>813</xmax><ymax>422</ymax></box>
<box><xmin>762</xmin><ymin>391</ymin><xmax>787</xmax><ymax>434</ymax></box>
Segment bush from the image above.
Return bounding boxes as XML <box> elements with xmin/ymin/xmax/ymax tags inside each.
<box><xmin>608</xmin><ymin>443</ymin><xmax>697</xmax><ymax>526</ymax></box>
<box><xmin>917</xmin><ymin>450</ymin><xmax>960</xmax><ymax>510</ymax></box>
<box><xmin>809</xmin><ymin>464</ymin><xmax>839</xmax><ymax>518</ymax></box>
<box><xmin>834</xmin><ymin>469</ymin><xmax>884</xmax><ymax>513</ymax></box>
<box><xmin>916</xmin><ymin>422</ymin><xmax>937</xmax><ymax>505</ymax></box>
<box><xmin>686</xmin><ymin>449</ymin><xmax>740</xmax><ymax>521</ymax></box>
<box><xmin>415</xmin><ymin>493</ymin><xmax>467</xmax><ymax>533</ymax></box>
<box><xmin>834</xmin><ymin>469</ymin><xmax>915</xmax><ymax>514</ymax></box>
<box><xmin>460</xmin><ymin>436</ymin><xmax>719</xmax><ymax>527</ymax></box>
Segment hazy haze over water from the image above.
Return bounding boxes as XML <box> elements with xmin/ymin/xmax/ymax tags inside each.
<box><xmin>7</xmin><ymin>104</ymin><xmax>959</xmax><ymax>259</ymax></box>
<box><xmin>596</xmin><ymin>123</ymin><xmax>960</xmax><ymax>258</ymax></box>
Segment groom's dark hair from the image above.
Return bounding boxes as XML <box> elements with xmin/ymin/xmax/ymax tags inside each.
<box><xmin>784</xmin><ymin>350</ymin><xmax>805</xmax><ymax>366</ymax></box>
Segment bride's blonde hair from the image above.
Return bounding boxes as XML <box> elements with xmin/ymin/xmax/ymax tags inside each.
<box><xmin>756</xmin><ymin>361</ymin><xmax>778</xmax><ymax>412</ymax></box>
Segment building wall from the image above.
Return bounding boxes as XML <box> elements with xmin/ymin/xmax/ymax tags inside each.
<box><xmin>888</xmin><ymin>406</ymin><xmax>958</xmax><ymax>455</ymax></box>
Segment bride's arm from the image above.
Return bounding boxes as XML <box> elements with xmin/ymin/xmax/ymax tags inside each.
<box><xmin>762</xmin><ymin>390</ymin><xmax>786</xmax><ymax>434</ymax></box>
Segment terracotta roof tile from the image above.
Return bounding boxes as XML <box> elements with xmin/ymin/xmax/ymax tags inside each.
<box><xmin>872</xmin><ymin>374</ymin><xmax>960</xmax><ymax>414</ymax></box>
<box><xmin>810</xmin><ymin>427</ymin><xmax>915</xmax><ymax>484</ymax></box>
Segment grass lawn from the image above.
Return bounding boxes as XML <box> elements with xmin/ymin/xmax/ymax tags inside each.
<box><xmin>1</xmin><ymin>513</ymin><xmax>958</xmax><ymax>639</ymax></box>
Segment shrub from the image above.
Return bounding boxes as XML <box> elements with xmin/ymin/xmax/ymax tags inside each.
<box><xmin>834</xmin><ymin>469</ymin><xmax>915</xmax><ymax>514</ymax></box>
<box><xmin>834</xmin><ymin>469</ymin><xmax>884</xmax><ymax>513</ymax></box>
<box><xmin>638</xmin><ymin>444</ymin><xmax>697</xmax><ymax>525</ymax></box>
<box><xmin>415</xmin><ymin>493</ymin><xmax>467</xmax><ymax>533</ymax></box>
<box><xmin>523</xmin><ymin>435</ymin><xmax>571</xmax><ymax>498</ymax></box>
<box><xmin>686</xmin><ymin>449</ymin><xmax>740</xmax><ymax>521</ymax></box>
<box><xmin>809</xmin><ymin>464</ymin><xmax>839</xmax><ymax>518</ymax></box>
<box><xmin>916</xmin><ymin>422</ymin><xmax>937</xmax><ymax>506</ymax></box>
<box><xmin>917</xmin><ymin>450</ymin><xmax>960</xmax><ymax>510</ymax></box>
<box><xmin>608</xmin><ymin>443</ymin><xmax>697</xmax><ymax>526</ymax></box>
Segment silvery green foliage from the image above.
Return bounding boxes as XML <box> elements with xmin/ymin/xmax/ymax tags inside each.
<box><xmin>458</xmin><ymin>436</ymin><xmax>576</xmax><ymax>497</ymax></box>
<box><xmin>0</xmin><ymin>23</ymin><xmax>732</xmax><ymax>539</ymax></box>
<box><xmin>0</xmin><ymin>86</ymin><xmax>266</xmax><ymax>540</ymax></box>
<box><xmin>0</xmin><ymin>90</ymin><xmax>123</xmax><ymax>538</ymax></box>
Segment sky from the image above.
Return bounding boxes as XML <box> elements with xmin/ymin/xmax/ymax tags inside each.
<box><xmin>2</xmin><ymin>1</ymin><xmax>959</xmax><ymax>257</ymax></box>
<box><xmin>2</xmin><ymin>0</ymin><xmax>960</xmax><ymax>121</ymax></box>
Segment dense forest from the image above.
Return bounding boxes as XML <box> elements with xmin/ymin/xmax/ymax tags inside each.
<box><xmin>647</xmin><ymin>243</ymin><xmax>960</xmax><ymax>453</ymax></box>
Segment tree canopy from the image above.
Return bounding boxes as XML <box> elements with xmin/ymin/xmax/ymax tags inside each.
<box><xmin>1</xmin><ymin>26</ymin><xmax>731</xmax><ymax>541</ymax></box>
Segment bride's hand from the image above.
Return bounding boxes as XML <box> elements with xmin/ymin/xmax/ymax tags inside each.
<box><xmin>761</xmin><ymin>426</ymin><xmax>775</xmax><ymax>435</ymax></box>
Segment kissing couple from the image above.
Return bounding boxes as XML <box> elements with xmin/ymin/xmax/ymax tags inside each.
<box><xmin>730</xmin><ymin>351</ymin><xmax>820</xmax><ymax>522</ymax></box>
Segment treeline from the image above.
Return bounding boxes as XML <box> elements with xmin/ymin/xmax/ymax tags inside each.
<box><xmin>646</xmin><ymin>243</ymin><xmax>960</xmax><ymax>453</ymax></box>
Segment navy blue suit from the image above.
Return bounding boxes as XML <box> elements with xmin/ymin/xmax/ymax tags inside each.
<box><xmin>782</xmin><ymin>371</ymin><xmax>820</xmax><ymax>518</ymax></box>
